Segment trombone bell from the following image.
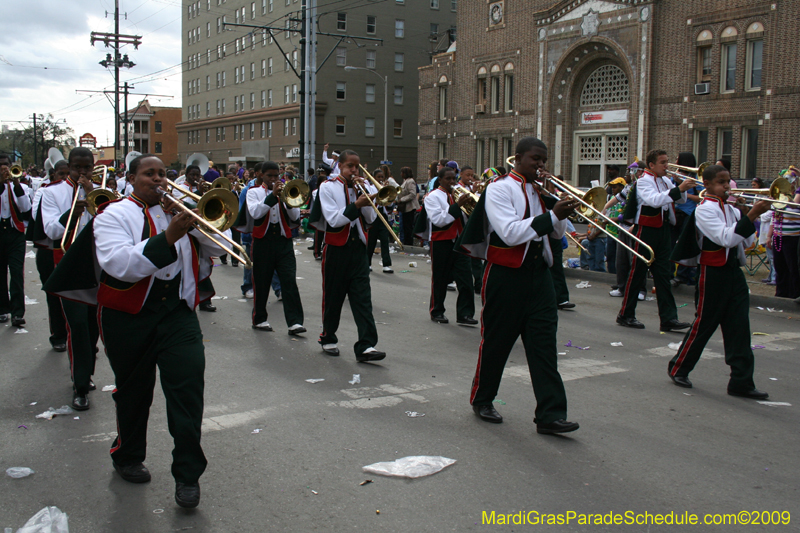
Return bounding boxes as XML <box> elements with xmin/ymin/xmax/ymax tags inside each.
<box><xmin>9</xmin><ymin>165</ymin><xmax>24</xmax><ymax>179</ymax></box>
<box><xmin>195</xmin><ymin>188</ymin><xmax>240</xmax><ymax>231</ymax></box>
<box><xmin>281</xmin><ymin>178</ymin><xmax>310</xmax><ymax>208</ymax></box>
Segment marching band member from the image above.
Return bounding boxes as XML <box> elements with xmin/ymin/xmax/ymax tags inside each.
<box><xmin>27</xmin><ymin>159</ymin><xmax>68</xmax><ymax>350</ymax></box>
<box><xmin>0</xmin><ymin>154</ymin><xmax>32</xmax><ymax>328</ymax></box>
<box><xmin>311</xmin><ymin>163</ymin><xmax>331</xmax><ymax>260</ymax></box>
<box><xmin>617</xmin><ymin>149</ymin><xmax>693</xmax><ymax>331</ymax></box>
<box><xmin>458</xmin><ymin>137</ymin><xmax>580</xmax><ymax>434</ymax></box>
<box><xmin>421</xmin><ymin>166</ymin><xmax>475</xmax><ymax>325</ymax></box>
<box><xmin>668</xmin><ymin>164</ymin><xmax>770</xmax><ymax>400</ymax></box>
<box><xmin>310</xmin><ymin>150</ymin><xmax>385</xmax><ymax>361</ymax></box>
<box><xmin>40</xmin><ymin>147</ymin><xmax>99</xmax><ymax>411</ymax></box>
<box><xmin>321</xmin><ymin>143</ymin><xmax>341</xmax><ymax>177</ymax></box>
<box><xmin>246</xmin><ymin>161</ymin><xmax>305</xmax><ymax>335</ymax></box>
<box><xmin>365</xmin><ymin>168</ymin><xmax>394</xmax><ymax>274</ymax></box>
<box><xmin>88</xmin><ymin>154</ymin><xmax>224</xmax><ymax>508</ymax></box>
<box><xmin>457</xmin><ymin>166</ymin><xmax>485</xmax><ymax>294</ymax></box>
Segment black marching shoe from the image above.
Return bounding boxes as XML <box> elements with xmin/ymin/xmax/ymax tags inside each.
<box><xmin>113</xmin><ymin>461</ymin><xmax>152</xmax><ymax>483</ymax></box>
<box><xmin>357</xmin><ymin>349</ymin><xmax>386</xmax><ymax>363</ymax></box>
<box><xmin>175</xmin><ymin>482</ymin><xmax>201</xmax><ymax>508</ymax></box>
<box><xmin>557</xmin><ymin>302</ymin><xmax>576</xmax><ymax>310</ymax></box>
<box><xmin>457</xmin><ymin>316</ymin><xmax>479</xmax><ymax>325</ymax></box>
<box><xmin>0</xmin><ymin>314</ymin><xmax>8</xmax><ymax>323</ymax></box>
<box><xmin>660</xmin><ymin>319</ymin><xmax>691</xmax><ymax>332</ymax></box>
<box><xmin>321</xmin><ymin>344</ymin><xmax>340</xmax><ymax>356</ymax></box>
<box><xmin>52</xmin><ymin>342</ymin><xmax>67</xmax><ymax>353</ymax></box>
<box><xmin>727</xmin><ymin>388</ymin><xmax>769</xmax><ymax>400</ymax></box>
<box><xmin>669</xmin><ymin>374</ymin><xmax>693</xmax><ymax>388</ymax></box>
<box><xmin>88</xmin><ymin>380</ymin><xmax>97</xmax><ymax>391</ymax></box>
<box><xmin>72</xmin><ymin>391</ymin><xmax>90</xmax><ymax>411</ymax></box>
<box><xmin>431</xmin><ymin>315</ymin><xmax>449</xmax><ymax>324</ymax></box>
<box><xmin>472</xmin><ymin>404</ymin><xmax>503</xmax><ymax>423</ymax></box>
<box><xmin>536</xmin><ymin>419</ymin><xmax>580</xmax><ymax>435</ymax></box>
<box><xmin>12</xmin><ymin>316</ymin><xmax>26</xmax><ymax>327</ymax></box>
<box><xmin>616</xmin><ymin>315</ymin><xmax>645</xmax><ymax>329</ymax></box>
<box><xmin>220</xmin><ymin>256</ymin><xmax>228</xmax><ymax>265</ymax></box>
<box><xmin>199</xmin><ymin>302</ymin><xmax>216</xmax><ymax>312</ymax></box>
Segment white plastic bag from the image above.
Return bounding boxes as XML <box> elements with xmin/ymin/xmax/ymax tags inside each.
<box><xmin>362</xmin><ymin>456</ymin><xmax>456</xmax><ymax>479</ymax></box>
<box><xmin>35</xmin><ymin>406</ymin><xmax>74</xmax><ymax>420</ymax></box>
<box><xmin>6</xmin><ymin>467</ymin><xmax>34</xmax><ymax>478</ymax></box>
<box><xmin>16</xmin><ymin>506</ymin><xmax>69</xmax><ymax>533</ymax></box>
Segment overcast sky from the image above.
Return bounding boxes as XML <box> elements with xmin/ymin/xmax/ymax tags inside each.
<box><xmin>0</xmin><ymin>0</ymin><xmax>182</xmax><ymax>147</ymax></box>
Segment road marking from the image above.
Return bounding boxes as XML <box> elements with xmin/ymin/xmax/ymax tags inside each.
<box><xmin>504</xmin><ymin>358</ymin><xmax>627</xmax><ymax>382</ymax></box>
<box><xmin>645</xmin><ymin>347</ymin><xmax>723</xmax><ymax>359</ymax></box>
<box><xmin>78</xmin><ymin>432</ymin><xmax>117</xmax><ymax>443</ymax></box>
<box><xmin>202</xmin><ymin>407</ymin><xmax>276</xmax><ymax>432</ymax></box>
<box><xmin>328</xmin><ymin>382</ymin><xmax>446</xmax><ymax>409</ymax></box>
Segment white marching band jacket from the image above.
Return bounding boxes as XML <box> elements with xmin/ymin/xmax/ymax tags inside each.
<box><xmin>0</xmin><ymin>181</ymin><xmax>32</xmax><ymax>233</ymax></box>
<box><xmin>246</xmin><ymin>184</ymin><xmax>300</xmax><ymax>239</ymax></box>
<box><xmin>311</xmin><ymin>177</ymin><xmax>377</xmax><ymax>246</ymax></box>
<box><xmin>678</xmin><ymin>196</ymin><xmax>755</xmax><ymax>268</ymax></box>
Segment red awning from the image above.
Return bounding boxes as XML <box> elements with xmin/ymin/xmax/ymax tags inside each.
<box><xmin>95</xmin><ymin>159</ymin><xmax>114</xmax><ymax>166</ymax></box>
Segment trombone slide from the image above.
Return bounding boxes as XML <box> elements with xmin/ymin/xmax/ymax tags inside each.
<box><xmin>354</xmin><ymin>181</ymin><xmax>404</xmax><ymax>250</ymax></box>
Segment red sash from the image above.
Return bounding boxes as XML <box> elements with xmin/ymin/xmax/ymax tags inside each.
<box><xmin>430</xmin><ymin>187</ymin><xmax>463</xmax><ymax>241</ymax></box>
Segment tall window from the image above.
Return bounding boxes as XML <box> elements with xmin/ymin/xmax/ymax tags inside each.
<box><xmin>261</xmin><ymin>59</ymin><xmax>266</xmax><ymax>77</ymax></box>
<box><xmin>693</xmin><ymin>129</ymin><xmax>709</xmax><ymax>165</ymax></box>
<box><xmin>742</xmin><ymin>128</ymin><xmax>759</xmax><ymax>180</ymax></box>
<box><xmin>284</xmin><ymin>85</ymin><xmax>289</xmax><ymax>104</ymax></box>
<box><xmin>394</xmin><ymin>86</ymin><xmax>403</xmax><ymax>105</ymax></box>
<box><xmin>365</xmin><ymin>118</ymin><xmax>375</xmax><ymax>137</ymax></box>
<box><xmin>268</xmin><ymin>121</ymin><xmax>272</xmax><ymax>137</ymax></box>
<box><xmin>234</xmin><ymin>95</ymin><xmax>239</xmax><ymax>111</ymax></box>
<box><xmin>268</xmin><ymin>57</ymin><xmax>273</xmax><ymax>75</ymax></box>
<box><xmin>366</xmin><ymin>16</ymin><xmax>376</xmax><ymax>34</ymax></box>
<box><xmin>261</xmin><ymin>90</ymin><xmax>266</xmax><ymax>107</ymax></box>
<box><xmin>292</xmin><ymin>84</ymin><xmax>297</xmax><ymax>102</ymax></box>
<box><xmin>206</xmin><ymin>101</ymin><xmax>210</xmax><ymax>116</ymax></box>
<box><xmin>697</xmin><ymin>46</ymin><xmax>712</xmax><ymax>82</ymax></box>
<box><xmin>722</xmin><ymin>43</ymin><xmax>737</xmax><ymax>93</ymax></box>
<box><xmin>395</xmin><ymin>20</ymin><xmax>404</xmax><ymax>38</ymax></box>
<box><xmin>251</xmin><ymin>62</ymin><xmax>255</xmax><ymax>80</ymax></box>
<box><xmin>438</xmin><ymin>85</ymin><xmax>447</xmax><ymax>120</ymax></box>
<box><xmin>366</xmin><ymin>50</ymin><xmax>376</xmax><ymax>69</ymax></box>
<box><xmin>438</xmin><ymin>142</ymin><xmax>446</xmax><ymax>160</ymax></box>
<box><xmin>393</xmin><ymin>119</ymin><xmax>403</xmax><ymax>138</ymax></box>
<box><xmin>336</xmin><ymin>116</ymin><xmax>346</xmax><ymax>134</ymax></box>
<box><xmin>476</xmin><ymin>140</ymin><xmax>484</xmax><ymax>170</ymax></box>
<box><xmin>490</xmin><ymin>77</ymin><xmax>500</xmax><ymax>113</ymax></box>
<box><xmin>268</xmin><ymin>89</ymin><xmax>273</xmax><ymax>106</ymax></box>
<box><xmin>394</xmin><ymin>53</ymin><xmax>404</xmax><ymax>72</ymax></box>
<box><xmin>747</xmin><ymin>39</ymin><xmax>763</xmax><ymax>90</ymax></box>
<box><xmin>337</xmin><ymin>12</ymin><xmax>347</xmax><ymax>31</ymax></box>
<box><xmin>336</xmin><ymin>48</ymin><xmax>347</xmax><ymax>66</ymax></box>
<box><xmin>366</xmin><ymin>84</ymin><xmax>375</xmax><ymax>103</ymax></box>
<box><xmin>284</xmin><ymin>119</ymin><xmax>289</xmax><ymax>136</ymax></box>
<box><xmin>504</xmin><ymin>73</ymin><xmax>514</xmax><ymax>112</ymax></box>
<box><xmin>336</xmin><ymin>82</ymin><xmax>346</xmax><ymax>100</ymax></box>
<box><xmin>291</xmin><ymin>118</ymin><xmax>297</xmax><ymax>135</ymax></box>
<box><xmin>451</xmin><ymin>0</ymin><xmax>457</xmax><ymax>11</ymax></box>
<box><xmin>250</xmin><ymin>92</ymin><xmax>255</xmax><ymax>109</ymax></box>
<box><xmin>489</xmin><ymin>139</ymin><xmax>498</xmax><ymax>168</ymax></box>
<box><xmin>717</xmin><ymin>128</ymin><xmax>733</xmax><ymax>162</ymax></box>
<box><xmin>431</xmin><ymin>0</ymin><xmax>439</xmax><ymax>8</ymax></box>
<box><xmin>292</xmin><ymin>50</ymin><xmax>298</xmax><ymax>69</ymax></box>
<box><xmin>250</xmin><ymin>123</ymin><xmax>255</xmax><ymax>139</ymax></box>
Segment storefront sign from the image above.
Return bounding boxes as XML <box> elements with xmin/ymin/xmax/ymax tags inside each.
<box><xmin>581</xmin><ymin>109</ymin><xmax>628</xmax><ymax>125</ymax></box>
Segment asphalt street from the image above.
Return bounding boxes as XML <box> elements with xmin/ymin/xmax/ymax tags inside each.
<box><xmin>1</xmin><ymin>239</ymin><xmax>798</xmax><ymax>532</ymax></box>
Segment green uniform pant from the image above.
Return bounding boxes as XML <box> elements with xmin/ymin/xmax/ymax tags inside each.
<box><xmin>367</xmin><ymin>224</ymin><xmax>393</xmax><ymax>267</ymax></box>
<box><xmin>100</xmin><ymin>292</ymin><xmax>207</xmax><ymax>484</ymax></box>
<box><xmin>429</xmin><ymin>239</ymin><xmax>474</xmax><ymax>319</ymax></box>
<box><xmin>252</xmin><ymin>236</ymin><xmax>304</xmax><ymax>327</ymax></box>
<box><xmin>669</xmin><ymin>263</ymin><xmax>756</xmax><ymax>391</ymax></box>
<box><xmin>549</xmin><ymin>237</ymin><xmax>570</xmax><ymax>304</ymax></box>
<box><xmin>470</xmin><ymin>260</ymin><xmax>568</xmax><ymax>424</ymax></box>
<box><xmin>320</xmin><ymin>232</ymin><xmax>378</xmax><ymax>356</ymax></box>
<box><xmin>0</xmin><ymin>225</ymin><xmax>25</xmax><ymax>318</ymax></box>
<box><xmin>619</xmin><ymin>224</ymin><xmax>678</xmax><ymax>323</ymax></box>
<box><xmin>35</xmin><ymin>247</ymin><xmax>67</xmax><ymax>346</ymax></box>
<box><xmin>61</xmin><ymin>299</ymin><xmax>98</xmax><ymax>396</ymax></box>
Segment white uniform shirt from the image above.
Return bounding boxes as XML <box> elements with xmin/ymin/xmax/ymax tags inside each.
<box><xmin>316</xmin><ymin>178</ymin><xmax>377</xmax><ymax>245</ymax></box>
<box><xmin>246</xmin><ymin>184</ymin><xmax>300</xmax><ymax>235</ymax></box>
<box><xmin>634</xmin><ymin>171</ymin><xmax>687</xmax><ymax>226</ymax></box>
<box><xmin>1</xmin><ymin>182</ymin><xmax>32</xmax><ymax>229</ymax></box>
<box><xmin>40</xmin><ymin>180</ymin><xmax>95</xmax><ymax>242</ymax></box>
<box><xmin>321</xmin><ymin>151</ymin><xmax>340</xmax><ymax>177</ymax></box>
<box><xmin>423</xmin><ymin>187</ymin><xmax>466</xmax><ymax>240</ymax></box>
<box><xmin>693</xmin><ymin>197</ymin><xmax>755</xmax><ymax>266</ymax></box>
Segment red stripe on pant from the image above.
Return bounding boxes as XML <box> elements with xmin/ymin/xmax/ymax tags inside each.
<box><xmin>670</xmin><ymin>265</ymin><xmax>707</xmax><ymax>375</ymax></box>
<box><xmin>469</xmin><ymin>263</ymin><xmax>493</xmax><ymax>405</ymax></box>
<box><xmin>98</xmin><ymin>306</ymin><xmax>122</xmax><ymax>455</ymax></box>
<box><xmin>61</xmin><ymin>299</ymin><xmax>75</xmax><ymax>382</ymax></box>
<box><xmin>319</xmin><ymin>244</ymin><xmax>328</xmax><ymax>342</ymax></box>
<box><xmin>619</xmin><ymin>225</ymin><xmax>644</xmax><ymax>317</ymax></box>
<box><xmin>428</xmin><ymin>242</ymin><xmax>435</xmax><ymax>315</ymax></box>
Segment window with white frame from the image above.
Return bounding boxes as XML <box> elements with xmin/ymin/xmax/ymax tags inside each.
<box><xmin>268</xmin><ymin>57</ymin><xmax>273</xmax><ymax>75</ymax></box>
<box><xmin>395</xmin><ymin>20</ymin><xmax>404</xmax><ymax>38</ymax></box>
<box><xmin>261</xmin><ymin>121</ymin><xmax>266</xmax><ymax>138</ymax></box>
<box><xmin>250</xmin><ymin>122</ymin><xmax>255</xmax><ymax>139</ymax></box>
<box><xmin>206</xmin><ymin>101</ymin><xmax>210</xmax><ymax>116</ymax></box>
<box><xmin>268</xmin><ymin>89</ymin><xmax>273</xmax><ymax>106</ymax></box>
<box><xmin>284</xmin><ymin>119</ymin><xmax>289</xmax><ymax>136</ymax></box>
<box><xmin>451</xmin><ymin>0</ymin><xmax>456</xmax><ymax>11</ymax></box>
<box><xmin>292</xmin><ymin>84</ymin><xmax>297</xmax><ymax>102</ymax></box>
<box><xmin>222</xmin><ymin>99</ymin><xmax>226</xmax><ymax>113</ymax></box>
<box><xmin>337</xmin><ymin>12</ymin><xmax>346</xmax><ymax>31</ymax></box>
<box><xmin>693</xmin><ymin>129</ymin><xmax>709</xmax><ymax>165</ymax></box>
<box><xmin>366</xmin><ymin>50</ymin><xmax>376</xmax><ymax>69</ymax></box>
<box><xmin>366</xmin><ymin>16</ymin><xmax>376</xmax><ymax>34</ymax></box>
<box><xmin>268</xmin><ymin>120</ymin><xmax>272</xmax><ymax>137</ymax></box>
<box><xmin>490</xmin><ymin>76</ymin><xmax>500</xmax><ymax>113</ymax></box>
<box><xmin>394</xmin><ymin>53</ymin><xmax>404</xmax><ymax>71</ymax></box>
<box><xmin>251</xmin><ymin>2</ymin><xmax>255</xmax><ymax>19</ymax></box>
<box><xmin>722</xmin><ymin>43</ymin><xmax>737</xmax><ymax>92</ymax></box>
<box><xmin>291</xmin><ymin>118</ymin><xmax>297</xmax><ymax>135</ymax></box>
<box><xmin>207</xmin><ymin>22</ymin><xmax>211</xmax><ymax>37</ymax></box>
<box><xmin>234</xmin><ymin>95</ymin><xmax>239</xmax><ymax>112</ymax></box>
<box><xmin>284</xmin><ymin>85</ymin><xmax>289</xmax><ymax>104</ymax></box>
<box><xmin>394</xmin><ymin>86</ymin><xmax>403</xmax><ymax>105</ymax></box>
<box><xmin>336</xmin><ymin>82</ymin><xmax>346</xmax><ymax>100</ymax></box>
<box><xmin>746</xmin><ymin>24</ymin><xmax>763</xmax><ymax>91</ymax></box>
<box><xmin>504</xmin><ymin>72</ymin><xmax>514</xmax><ymax>112</ymax></box>
<box><xmin>365</xmin><ymin>118</ymin><xmax>375</xmax><ymax>137</ymax></box>
<box><xmin>717</xmin><ymin>127</ymin><xmax>733</xmax><ymax>162</ymax></box>
<box><xmin>489</xmin><ymin>139</ymin><xmax>498</xmax><ymax>168</ymax></box>
<box><xmin>261</xmin><ymin>90</ymin><xmax>266</xmax><ymax>107</ymax></box>
<box><xmin>250</xmin><ymin>92</ymin><xmax>255</xmax><ymax>109</ymax></box>
<box><xmin>431</xmin><ymin>0</ymin><xmax>439</xmax><ymax>8</ymax></box>
<box><xmin>741</xmin><ymin>127</ymin><xmax>759</xmax><ymax>179</ymax></box>
<box><xmin>336</xmin><ymin>48</ymin><xmax>346</xmax><ymax>66</ymax></box>
<box><xmin>366</xmin><ymin>84</ymin><xmax>375</xmax><ymax>103</ymax></box>
<box><xmin>439</xmin><ymin>85</ymin><xmax>447</xmax><ymax>120</ymax></box>
<box><xmin>336</xmin><ymin>116</ymin><xmax>345</xmax><ymax>134</ymax></box>
<box><xmin>292</xmin><ymin>50</ymin><xmax>298</xmax><ymax>69</ymax></box>
<box><xmin>262</xmin><ymin>0</ymin><xmax>266</xmax><ymax>14</ymax></box>
<box><xmin>438</xmin><ymin>142</ymin><xmax>446</xmax><ymax>160</ymax></box>
<box><xmin>261</xmin><ymin>59</ymin><xmax>266</xmax><ymax>77</ymax></box>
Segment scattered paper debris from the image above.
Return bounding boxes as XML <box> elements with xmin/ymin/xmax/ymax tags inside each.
<box><xmin>29</xmin><ymin>402</ymin><xmax>37</xmax><ymax>406</ymax></box>
<box><xmin>73</xmin><ymin>416</ymin><xmax>80</xmax><ymax>420</ymax></box>
<box><xmin>492</xmin><ymin>399</ymin><xmax>506</xmax><ymax>405</ymax></box>
<box><xmin>24</xmin><ymin>296</ymin><xmax>39</xmax><ymax>305</ymax></box>
<box><xmin>405</xmin><ymin>411</ymin><xmax>425</xmax><ymax>417</ymax></box>
<box><xmin>359</xmin><ymin>479</ymin><xmax>373</xmax><ymax>486</ymax></box>
<box><xmin>311</xmin><ymin>490</ymin><xmax>318</xmax><ymax>495</ymax></box>
<box><xmin>296</xmin><ymin>277</ymin><xmax>305</xmax><ymax>280</ymax></box>
<box><xmin>564</xmin><ymin>340</ymin><xmax>590</xmax><ymax>350</ymax></box>
<box><xmin>35</xmin><ymin>405</ymin><xmax>74</xmax><ymax>420</ymax></box>
<box><xmin>646</xmin><ymin>296</ymin><xmax>656</xmax><ymax>301</ymax></box>
<box><xmin>153</xmin><ymin>509</ymin><xmax>164</xmax><ymax>514</ymax></box>
<box><xmin>610</xmin><ymin>342</ymin><xmax>624</xmax><ymax>347</ymax></box>
<box><xmin>252</xmin><ymin>429</ymin><xmax>262</xmax><ymax>434</ymax></box>
<box><xmin>16</xmin><ymin>506</ymin><xmax>69</xmax><ymax>533</ymax></box>
<box><xmin>237</xmin><ymin>299</ymin><xmax>247</xmax><ymax>302</ymax></box>
<box><xmin>25</xmin><ymin>251</ymin><xmax>36</xmax><ymax>258</ymax></box>
<box><xmin>294</xmin><ymin>250</ymin><xmax>302</xmax><ymax>255</ymax></box>
<box><xmin>210</xmin><ymin>295</ymin><xmax>228</xmax><ymax>300</ymax></box>
<box><xmin>668</xmin><ymin>342</ymin><xmax>682</xmax><ymax>350</ymax></box>
<box><xmin>305</xmin><ymin>378</ymin><xmax>325</xmax><ymax>384</ymax></box>
<box><xmin>14</xmin><ymin>328</ymin><xmax>28</xmax><ymax>334</ymax></box>
<box><xmin>6</xmin><ymin>467</ymin><xmax>34</xmax><ymax>478</ymax></box>
<box><xmin>363</xmin><ymin>456</ymin><xmax>456</xmax><ymax>479</ymax></box>
<box><xmin>575</xmin><ymin>281</ymin><xmax>591</xmax><ymax>289</ymax></box>
<box><xmin>408</xmin><ymin>262</ymin><xmax>417</xmax><ymax>267</ymax></box>
<box><xmin>348</xmin><ymin>374</ymin><xmax>361</xmax><ymax>385</ymax></box>
<box><xmin>753</xmin><ymin>332</ymin><xmax>769</xmax><ymax>336</ymax></box>
<box><xmin>101</xmin><ymin>385</ymin><xmax>115</xmax><ymax>392</ymax></box>
<box><xmin>558</xmin><ymin>352</ymin><xmax>567</xmax><ymax>355</ymax></box>
<box><xmin>757</xmin><ymin>401</ymin><xmax>791</xmax><ymax>407</ymax></box>
<box><xmin>683</xmin><ymin>393</ymin><xmax>692</xmax><ymax>396</ymax></box>
<box><xmin>769</xmin><ymin>378</ymin><xmax>778</xmax><ymax>381</ymax></box>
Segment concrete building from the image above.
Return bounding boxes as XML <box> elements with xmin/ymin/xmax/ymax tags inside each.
<box><xmin>178</xmin><ymin>0</ymin><xmax>456</xmax><ymax>173</ymax></box>
<box><xmin>121</xmin><ymin>100</ymin><xmax>182</xmax><ymax>168</ymax></box>
<box><xmin>418</xmin><ymin>0</ymin><xmax>800</xmax><ymax>186</ymax></box>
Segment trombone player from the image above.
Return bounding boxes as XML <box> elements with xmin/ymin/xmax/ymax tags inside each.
<box><xmin>0</xmin><ymin>154</ymin><xmax>32</xmax><ymax>328</ymax></box>
<box><xmin>246</xmin><ymin>161</ymin><xmax>306</xmax><ymax>335</ymax></box>
<box><xmin>617</xmin><ymin>149</ymin><xmax>693</xmax><ymax>331</ymax></box>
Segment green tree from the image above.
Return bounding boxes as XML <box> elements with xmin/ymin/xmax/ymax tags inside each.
<box><xmin>0</xmin><ymin>114</ymin><xmax>76</xmax><ymax>169</ymax></box>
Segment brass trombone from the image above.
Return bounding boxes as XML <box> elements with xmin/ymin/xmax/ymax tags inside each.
<box><xmin>9</xmin><ymin>165</ymin><xmax>24</xmax><ymax>179</ymax></box>
<box><xmin>61</xmin><ymin>165</ymin><xmax>108</xmax><ymax>253</ymax></box>
<box><xmin>353</xmin><ymin>167</ymin><xmax>404</xmax><ymax>250</ymax></box>
<box><xmin>161</xmin><ymin>180</ymin><xmax>252</xmax><ymax>267</ymax></box>
<box><xmin>280</xmin><ymin>178</ymin><xmax>310</xmax><ymax>208</ymax></box>
<box><xmin>665</xmin><ymin>161</ymin><xmax>713</xmax><ymax>185</ymax></box>
<box><xmin>701</xmin><ymin>177</ymin><xmax>800</xmax><ymax>215</ymax></box>
<box><xmin>359</xmin><ymin>164</ymin><xmax>398</xmax><ymax>206</ymax></box>
<box><xmin>211</xmin><ymin>176</ymin><xmax>232</xmax><ymax>191</ymax></box>
<box><xmin>86</xmin><ymin>163</ymin><xmax>121</xmax><ymax>216</ymax></box>
<box><xmin>452</xmin><ymin>186</ymin><xmax>480</xmax><ymax>216</ymax></box>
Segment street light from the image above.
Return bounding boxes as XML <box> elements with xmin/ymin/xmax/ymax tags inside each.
<box><xmin>344</xmin><ymin>66</ymin><xmax>388</xmax><ymax>164</ymax></box>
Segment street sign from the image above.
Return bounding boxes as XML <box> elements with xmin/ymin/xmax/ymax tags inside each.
<box><xmin>380</xmin><ymin>161</ymin><xmax>392</xmax><ymax>165</ymax></box>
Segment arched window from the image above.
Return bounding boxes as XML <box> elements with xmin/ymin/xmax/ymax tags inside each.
<box><xmin>721</xmin><ymin>27</ymin><xmax>739</xmax><ymax>93</ymax></box>
<box><xmin>439</xmin><ymin>76</ymin><xmax>448</xmax><ymax>119</ymax></box>
<box><xmin>477</xmin><ymin>67</ymin><xmax>488</xmax><ymax>107</ymax></box>
<box><xmin>579</xmin><ymin>65</ymin><xmax>630</xmax><ymax>107</ymax></box>
<box><xmin>746</xmin><ymin>22</ymin><xmax>764</xmax><ymax>90</ymax></box>
<box><xmin>504</xmin><ymin>63</ymin><xmax>514</xmax><ymax>112</ymax></box>
<box><xmin>696</xmin><ymin>30</ymin><xmax>713</xmax><ymax>83</ymax></box>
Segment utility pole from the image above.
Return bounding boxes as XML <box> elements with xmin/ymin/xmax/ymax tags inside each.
<box><xmin>32</xmin><ymin>114</ymin><xmax>38</xmax><ymax>168</ymax></box>
<box><xmin>123</xmin><ymin>82</ymin><xmax>130</xmax><ymax>161</ymax></box>
<box><xmin>90</xmin><ymin>5</ymin><xmax>140</xmax><ymax>168</ymax></box>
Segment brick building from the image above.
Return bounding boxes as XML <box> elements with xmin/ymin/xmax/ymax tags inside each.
<box><xmin>178</xmin><ymin>0</ymin><xmax>456</xmax><ymax>172</ymax></box>
<box><xmin>121</xmin><ymin>100</ymin><xmax>182</xmax><ymax>168</ymax></box>
<box><xmin>418</xmin><ymin>0</ymin><xmax>800</xmax><ymax>186</ymax></box>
